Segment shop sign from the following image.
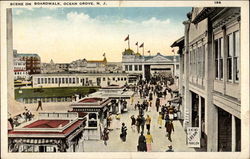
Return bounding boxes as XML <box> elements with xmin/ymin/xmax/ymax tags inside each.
<box><xmin>187</xmin><ymin>127</ymin><xmax>200</xmax><ymax>148</ymax></box>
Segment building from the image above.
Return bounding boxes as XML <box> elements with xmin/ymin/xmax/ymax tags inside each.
<box><xmin>8</xmin><ymin>112</ymin><xmax>86</xmax><ymax>152</ymax></box>
<box><xmin>14</xmin><ymin>50</ymin><xmax>41</xmax><ymax>75</ymax></box>
<box><xmin>69</xmin><ymin>57</ymin><xmax>107</xmax><ymax>73</ymax></box>
<box><xmin>32</xmin><ymin>72</ymin><xmax>129</xmax><ymax>88</ymax></box>
<box><xmin>13</xmin><ymin>57</ymin><xmax>30</xmax><ymax>80</ymax></box>
<box><xmin>70</xmin><ymin>97</ymin><xmax>111</xmax><ymax>140</ymax></box>
<box><xmin>172</xmin><ymin>7</ymin><xmax>241</xmax><ymax>152</ymax></box>
<box><xmin>121</xmin><ymin>49</ymin><xmax>180</xmax><ymax>81</ymax></box>
<box><xmin>89</xmin><ymin>85</ymin><xmax>135</xmax><ymax>114</ymax></box>
<box><xmin>41</xmin><ymin>60</ymin><xmax>70</xmax><ymax>74</ymax></box>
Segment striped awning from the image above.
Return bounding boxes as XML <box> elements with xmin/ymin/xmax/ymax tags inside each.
<box><xmin>13</xmin><ymin>138</ymin><xmax>58</xmax><ymax>144</ymax></box>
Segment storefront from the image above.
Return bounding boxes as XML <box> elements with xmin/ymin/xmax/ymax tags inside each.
<box><xmin>8</xmin><ymin>112</ymin><xmax>86</xmax><ymax>153</ymax></box>
<box><xmin>217</xmin><ymin>107</ymin><xmax>241</xmax><ymax>152</ymax></box>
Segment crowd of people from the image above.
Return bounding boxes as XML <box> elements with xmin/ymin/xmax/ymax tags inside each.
<box><xmin>8</xmin><ymin>107</ymin><xmax>34</xmax><ymax>128</ymax></box>
<box><xmin>102</xmin><ymin>74</ymin><xmax>181</xmax><ymax>152</ymax></box>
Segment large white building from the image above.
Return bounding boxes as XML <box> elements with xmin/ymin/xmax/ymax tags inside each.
<box><xmin>32</xmin><ymin>72</ymin><xmax>129</xmax><ymax>88</ymax></box>
<box><xmin>121</xmin><ymin>49</ymin><xmax>179</xmax><ymax>81</ymax></box>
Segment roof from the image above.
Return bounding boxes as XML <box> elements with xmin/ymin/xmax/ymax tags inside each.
<box><xmin>8</xmin><ymin>119</ymin><xmax>84</xmax><ymax>137</ymax></box>
<box><xmin>171</xmin><ymin>36</ymin><xmax>184</xmax><ymax>48</ymax></box>
<box><xmin>192</xmin><ymin>7</ymin><xmax>225</xmax><ymax>24</ymax></box>
<box><xmin>71</xmin><ymin>97</ymin><xmax>111</xmax><ymax>108</ymax></box>
<box><xmin>79</xmin><ymin>97</ymin><xmax>103</xmax><ymax>103</ymax></box>
<box><xmin>17</xmin><ymin>53</ymin><xmax>40</xmax><ymax>57</ymax></box>
<box><xmin>122</xmin><ymin>49</ymin><xmax>135</xmax><ymax>55</ymax></box>
<box><xmin>24</xmin><ymin>120</ymin><xmax>70</xmax><ymax>128</ymax></box>
<box><xmin>144</xmin><ymin>53</ymin><xmax>180</xmax><ymax>62</ymax></box>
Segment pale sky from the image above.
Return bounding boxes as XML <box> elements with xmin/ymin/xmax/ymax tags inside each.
<box><xmin>13</xmin><ymin>7</ymin><xmax>191</xmax><ymax>63</ymax></box>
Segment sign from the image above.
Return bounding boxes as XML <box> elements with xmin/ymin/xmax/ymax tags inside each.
<box><xmin>184</xmin><ymin>109</ymin><xmax>189</xmax><ymax>127</ymax></box>
<box><xmin>187</xmin><ymin>127</ymin><xmax>200</xmax><ymax>148</ymax></box>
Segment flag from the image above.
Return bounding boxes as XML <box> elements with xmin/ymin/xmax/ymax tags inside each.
<box><xmin>124</xmin><ymin>35</ymin><xmax>129</xmax><ymax>41</ymax></box>
<box><xmin>139</xmin><ymin>43</ymin><xmax>144</xmax><ymax>48</ymax></box>
<box><xmin>135</xmin><ymin>42</ymin><xmax>138</xmax><ymax>46</ymax></box>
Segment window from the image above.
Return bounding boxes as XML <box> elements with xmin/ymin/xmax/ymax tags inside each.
<box><xmin>113</xmin><ymin>77</ymin><xmax>115</xmax><ymax>81</ymax></box>
<box><xmin>129</xmin><ymin>65</ymin><xmax>132</xmax><ymax>71</ymax></box>
<box><xmin>76</xmin><ymin>78</ymin><xmax>79</xmax><ymax>83</ymax></box>
<box><xmin>202</xmin><ymin>45</ymin><xmax>205</xmax><ymax>78</ymax></box>
<box><xmin>227</xmin><ymin>31</ymin><xmax>240</xmax><ymax>82</ymax></box>
<box><xmin>125</xmin><ymin>65</ymin><xmax>128</xmax><ymax>71</ymax></box>
<box><xmin>41</xmin><ymin>78</ymin><xmax>44</xmax><ymax>84</ymax></box>
<box><xmin>134</xmin><ymin>65</ymin><xmax>138</xmax><ymax>71</ymax></box>
<box><xmin>38</xmin><ymin>78</ymin><xmax>40</xmax><ymax>84</ymax></box>
<box><xmin>55</xmin><ymin>78</ymin><xmax>58</xmax><ymax>83</ymax></box>
<box><xmin>118</xmin><ymin>77</ymin><xmax>120</xmax><ymax>81</ymax></box>
<box><xmin>73</xmin><ymin>78</ymin><xmax>75</xmax><ymax>84</ymax></box>
<box><xmin>215</xmin><ymin>38</ymin><xmax>224</xmax><ymax>80</ymax></box>
<box><xmin>69</xmin><ymin>78</ymin><xmax>72</xmax><ymax>83</ymax></box>
<box><xmin>45</xmin><ymin>78</ymin><xmax>47</xmax><ymax>84</ymax></box>
<box><xmin>66</xmin><ymin>78</ymin><xmax>68</xmax><ymax>84</ymax></box>
<box><xmin>139</xmin><ymin>65</ymin><xmax>142</xmax><ymax>71</ymax></box>
<box><xmin>48</xmin><ymin>78</ymin><xmax>51</xmax><ymax>84</ymax></box>
<box><xmin>103</xmin><ymin>77</ymin><xmax>105</xmax><ymax>81</ymax></box>
<box><xmin>52</xmin><ymin>78</ymin><xmax>54</xmax><ymax>84</ymax></box>
<box><xmin>62</xmin><ymin>78</ymin><xmax>65</xmax><ymax>84</ymax></box>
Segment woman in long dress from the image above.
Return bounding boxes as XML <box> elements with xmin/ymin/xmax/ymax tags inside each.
<box><xmin>157</xmin><ymin>112</ymin><xmax>163</xmax><ymax>128</ymax></box>
<box><xmin>115</xmin><ymin>114</ymin><xmax>121</xmax><ymax>129</ymax></box>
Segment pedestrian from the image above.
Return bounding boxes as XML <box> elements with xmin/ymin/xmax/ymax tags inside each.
<box><xmin>166</xmin><ymin>120</ymin><xmax>174</xmax><ymax>142</ymax></box>
<box><xmin>145</xmin><ymin>115</ymin><xmax>151</xmax><ymax>132</ymax></box>
<box><xmin>145</xmin><ymin>131</ymin><xmax>153</xmax><ymax>152</ymax></box>
<box><xmin>136</xmin><ymin>115</ymin><xmax>142</xmax><ymax>133</ymax></box>
<box><xmin>164</xmin><ymin>113</ymin><xmax>170</xmax><ymax>133</ymax></box>
<box><xmin>139</xmin><ymin>105</ymin><xmax>144</xmax><ymax>116</ymax></box>
<box><xmin>120</xmin><ymin>123</ymin><xmax>127</xmax><ymax>142</ymax></box>
<box><xmin>137</xmin><ymin>132</ymin><xmax>147</xmax><ymax>152</ymax></box>
<box><xmin>130</xmin><ymin>115</ymin><xmax>136</xmax><ymax>132</ymax></box>
<box><xmin>155</xmin><ymin>97</ymin><xmax>160</xmax><ymax>112</ymax></box>
<box><xmin>163</xmin><ymin>88</ymin><xmax>167</xmax><ymax>99</ymax></box>
<box><xmin>135</xmin><ymin>101</ymin><xmax>139</xmax><ymax>110</ymax></box>
<box><xmin>115</xmin><ymin>113</ymin><xmax>121</xmax><ymax>129</ymax></box>
<box><xmin>157</xmin><ymin>112</ymin><xmax>163</xmax><ymax>128</ymax></box>
<box><xmin>102</xmin><ymin>127</ymin><xmax>109</xmax><ymax>146</ymax></box>
<box><xmin>36</xmin><ymin>100</ymin><xmax>43</xmax><ymax>111</ymax></box>
<box><xmin>165</xmin><ymin>145</ymin><xmax>174</xmax><ymax>152</ymax></box>
<box><xmin>141</xmin><ymin>115</ymin><xmax>145</xmax><ymax>133</ymax></box>
<box><xmin>131</xmin><ymin>96</ymin><xmax>134</xmax><ymax>106</ymax></box>
<box><xmin>107</xmin><ymin>113</ymin><xmax>112</xmax><ymax>129</ymax></box>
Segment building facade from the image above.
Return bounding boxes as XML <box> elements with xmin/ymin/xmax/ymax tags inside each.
<box><xmin>32</xmin><ymin>73</ymin><xmax>129</xmax><ymax>88</ymax></box>
<box><xmin>173</xmin><ymin>7</ymin><xmax>241</xmax><ymax>152</ymax></box>
<box><xmin>13</xmin><ymin>57</ymin><xmax>30</xmax><ymax>80</ymax></box>
<box><xmin>14</xmin><ymin>50</ymin><xmax>41</xmax><ymax>75</ymax></box>
<box><xmin>121</xmin><ymin>49</ymin><xmax>179</xmax><ymax>81</ymax></box>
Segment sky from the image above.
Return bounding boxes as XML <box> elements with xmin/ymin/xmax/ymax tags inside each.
<box><xmin>13</xmin><ymin>7</ymin><xmax>191</xmax><ymax>63</ymax></box>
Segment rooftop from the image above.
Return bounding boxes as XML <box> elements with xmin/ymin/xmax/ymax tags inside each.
<box><xmin>24</xmin><ymin>120</ymin><xmax>70</xmax><ymax>128</ymax></box>
<box><xmin>79</xmin><ymin>97</ymin><xmax>103</xmax><ymax>103</ymax></box>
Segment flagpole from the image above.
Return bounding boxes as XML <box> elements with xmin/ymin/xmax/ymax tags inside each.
<box><xmin>128</xmin><ymin>38</ymin><xmax>130</xmax><ymax>49</ymax></box>
<box><xmin>137</xmin><ymin>45</ymin><xmax>138</xmax><ymax>53</ymax></box>
<box><xmin>143</xmin><ymin>46</ymin><xmax>144</xmax><ymax>56</ymax></box>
